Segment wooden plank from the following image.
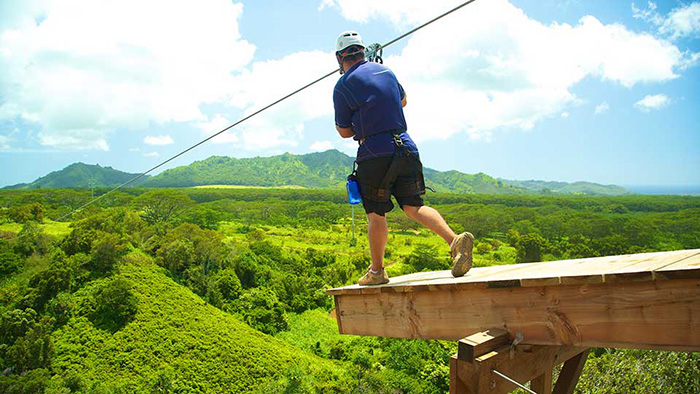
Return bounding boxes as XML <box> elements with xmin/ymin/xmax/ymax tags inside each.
<box><xmin>327</xmin><ymin>250</ymin><xmax>700</xmax><ymax>295</ymax></box>
<box><xmin>552</xmin><ymin>349</ymin><xmax>589</xmax><ymax>394</ymax></box>
<box><xmin>332</xmin><ymin>295</ymin><xmax>344</xmax><ymax>334</ymax></box>
<box><xmin>603</xmin><ymin>250</ymin><xmax>700</xmax><ymax>283</ymax></box>
<box><xmin>334</xmin><ymin>279</ymin><xmax>700</xmax><ymax>351</ymax></box>
<box><xmin>458</xmin><ymin>328</ymin><xmax>510</xmax><ymax>362</ymax></box>
<box><xmin>531</xmin><ymin>369</ymin><xmax>552</xmax><ymax>394</ymax></box>
<box><xmin>450</xmin><ymin>356</ymin><xmax>470</xmax><ymax>394</ymax></box>
<box><xmin>654</xmin><ymin>252</ymin><xmax>700</xmax><ymax>280</ymax></box>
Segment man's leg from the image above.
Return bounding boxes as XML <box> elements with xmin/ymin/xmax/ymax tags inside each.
<box><xmin>367</xmin><ymin>212</ymin><xmax>388</xmax><ymax>272</ymax></box>
<box><xmin>402</xmin><ymin>205</ymin><xmax>456</xmax><ymax>245</ymax></box>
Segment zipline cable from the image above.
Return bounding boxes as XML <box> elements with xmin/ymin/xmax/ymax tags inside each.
<box><xmin>53</xmin><ymin>0</ymin><xmax>480</xmax><ymax>222</ymax></box>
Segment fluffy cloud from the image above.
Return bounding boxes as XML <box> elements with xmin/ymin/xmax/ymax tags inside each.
<box><xmin>634</xmin><ymin>2</ymin><xmax>700</xmax><ymax>40</ymax></box>
<box><xmin>144</xmin><ymin>135</ymin><xmax>174</xmax><ymax>146</ymax></box>
<box><xmin>0</xmin><ymin>0</ymin><xmax>254</xmax><ymax>151</ymax></box>
<box><xmin>0</xmin><ymin>134</ymin><xmax>9</xmax><ymax>150</ymax></box>
<box><xmin>322</xmin><ymin>0</ymin><xmax>692</xmax><ymax>142</ymax></box>
<box><xmin>197</xmin><ymin>114</ymin><xmax>239</xmax><ymax>144</ymax></box>
<box><xmin>143</xmin><ymin>151</ymin><xmax>159</xmax><ymax>158</ymax></box>
<box><xmin>595</xmin><ymin>102</ymin><xmax>610</xmax><ymax>115</ymax></box>
<box><xmin>228</xmin><ymin>50</ymin><xmax>338</xmax><ymax>150</ymax></box>
<box><xmin>310</xmin><ymin>141</ymin><xmax>334</xmax><ymax>151</ymax></box>
<box><xmin>635</xmin><ymin>94</ymin><xmax>671</xmax><ymax>111</ymax></box>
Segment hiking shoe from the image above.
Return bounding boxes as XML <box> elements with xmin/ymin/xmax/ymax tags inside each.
<box><xmin>450</xmin><ymin>232</ymin><xmax>474</xmax><ymax>277</ymax></box>
<box><xmin>358</xmin><ymin>267</ymin><xmax>390</xmax><ymax>286</ymax></box>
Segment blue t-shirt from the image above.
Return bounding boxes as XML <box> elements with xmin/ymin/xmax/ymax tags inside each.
<box><xmin>333</xmin><ymin>61</ymin><xmax>418</xmax><ymax>162</ymax></box>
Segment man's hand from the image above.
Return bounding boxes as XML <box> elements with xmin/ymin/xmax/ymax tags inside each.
<box><xmin>402</xmin><ymin>93</ymin><xmax>407</xmax><ymax>108</ymax></box>
<box><xmin>336</xmin><ymin>125</ymin><xmax>355</xmax><ymax>138</ymax></box>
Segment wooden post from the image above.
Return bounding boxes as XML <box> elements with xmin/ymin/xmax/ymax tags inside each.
<box><xmin>449</xmin><ymin>329</ymin><xmax>588</xmax><ymax>394</ymax></box>
<box><xmin>553</xmin><ymin>349</ymin><xmax>589</xmax><ymax>394</ymax></box>
<box><xmin>531</xmin><ymin>369</ymin><xmax>552</xmax><ymax>394</ymax></box>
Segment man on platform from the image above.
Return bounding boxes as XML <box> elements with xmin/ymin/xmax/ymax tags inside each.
<box><xmin>332</xmin><ymin>30</ymin><xmax>474</xmax><ymax>286</ymax></box>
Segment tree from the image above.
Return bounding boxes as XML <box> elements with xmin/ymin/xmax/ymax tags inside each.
<box><xmin>405</xmin><ymin>244</ymin><xmax>450</xmax><ymax>272</ymax></box>
<box><xmin>234</xmin><ymin>287</ymin><xmax>288</xmax><ymax>335</ymax></box>
<box><xmin>8</xmin><ymin>203</ymin><xmax>45</xmax><ymax>224</ymax></box>
<box><xmin>92</xmin><ymin>277</ymin><xmax>138</xmax><ymax>332</ymax></box>
<box><xmin>516</xmin><ymin>233</ymin><xmax>548</xmax><ymax>263</ymax></box>
<box><xmin>132</xmin><ymin>190</ymin><xmax>194</xmax><ymax>224</ymax></box>
<box><xmin>0</xmin><ymin>241</ymin><xmax>22</xmax><ymax>277</ymax></box>
<box><xmin>89</xmin><ymin>231</ymin><xmax>128</xmax><ymax>273</ymax></box>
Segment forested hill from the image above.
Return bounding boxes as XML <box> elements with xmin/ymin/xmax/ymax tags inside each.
<box><xmin>146</xmin><ymin>150</ymin><xmax>526</xmax><ymax>193</ymax></box>
<box><xmin>145</xmin><ymin>150</ymin><xmax>355</xmax><ymax>189</ymax></box>
<box><xmin>501</xmin><ymin>179</ymin><xmax>632</xmax><ymax>196</ymax></box>
<box><xmin>4</xmin><ymin>163</ymin><xmax>150</xmax><ymax>190</ymax></box>
<box><xmin>146</xmin><ymin>150</ymin><xmax>629</xmax><ymax>195</ymax></box>
<box><xmin>5</xmin><ymin>150</ymin><xmax>632</xmax><ymax>195</ymax></box>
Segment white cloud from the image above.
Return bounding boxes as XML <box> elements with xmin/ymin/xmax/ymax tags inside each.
<box><xmin>229</xmin><ymin>50</ymin><xmax>338</xmax><ymax>150</ymax></box>
<box><xmin>143</xmin><ymin>135</ymin><xmax>173</xmax><ymax>146</ymax></box>
<box><xmin>143</xmin><ymin>151</ymin><xmax>159</xmax><ymax>158</ymax></box>
<box><xmin>635</xmin><ymin>94</ymin><xmax>671</xmax><ymax>111</ymax></box>
<box><xmin>197</xmin><ymin>114</ymin><xmax>239</xmax><ymax>144</ymax></box>
<box><xmin>594</xmin><ymin>102</ymin><xmax>610</xmax><ymax>114</ymax></box>
<box><xmin>634</xmin><ymin>2</ymin><xmax>700</xmax><ymax>40</ymax></box>
<box><xmin>0</xmin><ymin>0</ymin><xmax>255</xmax><ymax>151</ymax></box>
<box><xmin>561</xmin><ymin>112</ymin><xmax>569</xmax><ymax>118</ymax></box>
<box><xmin>310</xmin><ymin>141</ymin><xmax>334</xmax><ymax>151</ymax></box>
<box><xmin>0</xmin><ymin>134</ymin><xmax>9</xmax><ymax>150</ymax></box>
<box><xmin>322</xmin><ymin>0</ymin><xmax>691</xmax><ymax>142</ymax></box>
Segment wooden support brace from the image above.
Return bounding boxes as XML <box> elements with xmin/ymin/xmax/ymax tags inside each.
<box><xmin>450</xmin><ymin>329</ymin><xmax>589</xmax><ymax>394</ymax></box>
<box><xmin>458</xmin><ymin>328</ymin><xmax>510</xmax><ymax>362</ymax></box>
<box><xmin>553</xmin><ymin>349</ymin><xmax>589</xmax><ymax>394</ymax></box>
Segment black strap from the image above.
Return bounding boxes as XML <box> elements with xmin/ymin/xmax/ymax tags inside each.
<box><xmin>374</xmin><ymin>133</ymin><xmax>419</xmax><ymax>199</ymax></box>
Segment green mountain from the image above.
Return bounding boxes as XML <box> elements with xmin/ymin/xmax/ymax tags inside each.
<box><xmin>146</xmin><ymin>150</ymin><xmax>526</xmax><ymax>194</ymax></box>
<box><xmin>146</xmin><ymin>150</ymin><xmax>354</xmax><ymax>189</ymax></box>
<box><xmin>500</xmin><ymin>179</ymin><xmax>632</xmax><ymax>196</ymax></box>
<box><xmin>4</xmin><ymin>163</ymin><xmax>150</xmax><ymax>189</ymax></box>
<box><xmin>4</xmin><ymin>150</ymin><xmax>631</xmax><ymax>195</ymax></box>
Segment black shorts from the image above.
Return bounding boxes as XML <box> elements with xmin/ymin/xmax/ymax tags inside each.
<box><xmin>356</xmin><ymin>153</ymin><xmax>425</xmax><ymax>216</ymax></box>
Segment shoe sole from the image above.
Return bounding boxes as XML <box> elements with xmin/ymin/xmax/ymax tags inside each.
<box><xmin>451</xmin><ymin>232</ymin><xmax>474</xmax><ymax>277</ymax></box>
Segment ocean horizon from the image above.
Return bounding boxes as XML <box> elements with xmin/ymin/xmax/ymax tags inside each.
<box><xmin>624</xmin><ymin>185</ymin><xmax>700</xmax><ymax>196</ymax></box>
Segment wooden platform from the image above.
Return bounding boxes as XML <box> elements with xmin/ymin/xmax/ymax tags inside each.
<box><xmin>327</xmin><ymin>249</ymin><xmax>700</xmax><ymax>351</ymax></box>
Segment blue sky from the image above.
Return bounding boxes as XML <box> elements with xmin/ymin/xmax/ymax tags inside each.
<box><xmin>0</xmin><ymin>0</ymin><xmax>698</xmax><ymax>189</ymax></box>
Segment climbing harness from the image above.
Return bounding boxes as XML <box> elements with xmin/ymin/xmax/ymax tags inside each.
<box><xmin>54</xmin><ymin>0</ymin><xmax>480</xmax><ymax>221</ymax></box>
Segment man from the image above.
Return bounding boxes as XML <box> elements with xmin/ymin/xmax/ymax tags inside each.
<box><xmin>332</xmin><ymin>30</ymin><xmax>474</xmax><ymax>286</ymax></box>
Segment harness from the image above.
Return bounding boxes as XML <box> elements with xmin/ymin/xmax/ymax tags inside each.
<box><xmin>352</xmin><ymin>130</ymin><xmax>426</xmax><ymax>202</ymax></box>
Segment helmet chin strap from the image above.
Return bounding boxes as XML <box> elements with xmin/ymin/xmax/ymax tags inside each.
<box><xmin>336</xmin><ymin>49</ymin><xmax>365</xmax><ymax>75</ymax></box>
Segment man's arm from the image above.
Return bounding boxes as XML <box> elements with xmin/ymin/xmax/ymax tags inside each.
<box><xmin>402</xmin><ymin>92</ymin><xmax>407</xmax><ymax>107</ymax></box>
<box><xmin>336</xmin><ymin>125</ymin><xmax>355</xmax><ymax>138</ymax></box>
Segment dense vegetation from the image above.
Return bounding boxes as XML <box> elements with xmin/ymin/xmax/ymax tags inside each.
<box><xmin>0</xmin><ymin>187</ymin><xmax>698</xmax><ymax>393</ymax></box>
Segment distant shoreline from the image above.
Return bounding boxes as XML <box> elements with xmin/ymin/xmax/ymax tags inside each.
<box><xmin>624</xmin><ymin>185</ymin><xmax>700</xmax><ymax>196</ymax></box>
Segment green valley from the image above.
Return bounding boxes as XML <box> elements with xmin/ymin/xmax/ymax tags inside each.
<box><xmin>1</xmin><ymin>187</ymin><xmax>699</xmax><ymax>393</ymax></box>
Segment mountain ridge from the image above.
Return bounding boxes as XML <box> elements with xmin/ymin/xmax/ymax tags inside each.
<box><xmin>4</xmin><ymin>150</ymin><xmax>631</xmax><ymax>195</ymax></box>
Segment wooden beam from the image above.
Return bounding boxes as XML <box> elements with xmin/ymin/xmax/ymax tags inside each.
<box><xmin>458</xmin><ymin>328</ymin><xmax>509</xmax><ymax>362</ymax></box>
<box><xmin>553</xmin><ymin>349</ymin><xmax>589</xmax><ymax>394</ymax></box>
<box><xmin>333</xmin><ymin>279</ymin><xmax>700</xmax><ymax>351</ymax></box>
<box><xmin>450</xmin><ymin>345</ymin><xmax>586</xmax><ymax>394</ymax></box>
<box><xmin>531</xmin><ymin>369</ymin><xmax>552</xmax><ymax>394</ymax></box>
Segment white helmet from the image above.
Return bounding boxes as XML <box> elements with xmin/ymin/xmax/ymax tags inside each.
<box><xmin>336</xmin><ymin>30</ymin><xmax>365</xmax><ymax>53</ymax></box>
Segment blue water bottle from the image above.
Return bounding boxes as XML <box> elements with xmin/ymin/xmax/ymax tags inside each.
<box><xmin>346</xmin><ymin>175</ymin><xmax>362</xmax><ymax>205</ymax></box>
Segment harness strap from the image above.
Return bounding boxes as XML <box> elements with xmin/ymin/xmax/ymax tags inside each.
<box><xmin>372</xmin><ymin>132</ymin><xmax>420</xmax><ymax>200</ymax></box>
